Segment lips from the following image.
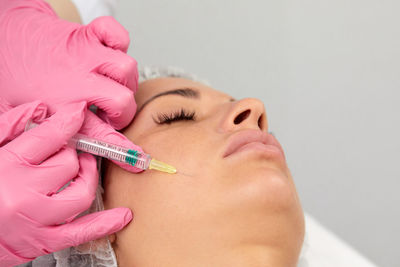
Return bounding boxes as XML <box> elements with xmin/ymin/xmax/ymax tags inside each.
<box><xmin>223</xmin><ymin>129</ymin><xmax>285</xmax><ymax>158</ymax></box>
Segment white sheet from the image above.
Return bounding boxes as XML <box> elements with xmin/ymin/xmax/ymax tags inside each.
<box><xmin>299</xmin><ymin>213</ymin><xmax>379</xmax><ymax>267</ymax></box>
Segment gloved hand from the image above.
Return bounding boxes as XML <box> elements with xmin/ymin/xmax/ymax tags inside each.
<box><xmin>0</xmin><ymin>101</ymin><xmax>133</xmax><ymax>267</ymax></box>
<box><xmin>0</xmin><ymin>0</ymin><xmax>142</xmax><ymax>172</ymax></box>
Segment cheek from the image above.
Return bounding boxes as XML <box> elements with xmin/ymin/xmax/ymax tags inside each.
<box><xmin>102</xmin><ymin>164</ymin><xmax>134</xmax><ymax>210</ymax></box>
<box><xmin>136</xmin><ymin>126</ymin><xmax>217</xmax><ymax>176</ymax></box>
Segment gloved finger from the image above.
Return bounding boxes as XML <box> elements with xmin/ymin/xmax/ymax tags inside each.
<box><xmin>3</xmin><ymin>102</ymin><xmax>86</xmax><ymax>165</ymax></box>
<box><xmin>87</xmin><ymin>16</ymin><xmax>130</xmax><ymax>53</ymax></box>
<box><xmin>47</xmin><ymin>207</ymin><xmax>132</xmax><ymax>251</ymax></box>
<box><xmin>94</xmin><ymin>48</ymin><xmax>138</xmax><ymax>93</ymax></box>
<box><xmin>35</xmin><ymin>147</ymin><xmax>80</xmax><ymax>197</ymax></box>
<box><xmin>80</xmin><ymin>111</ymin><xmax>144</xmax><ymax>173</ymax></box>
<box><xmin>0</xmin><ymin>100</ymin><xmax>47</xmax><ymax>146</ymax></box>
<box><xmin>41</xmin><ymin>153</ymin><xmax>98</xmax><ymax>225</ymax></box>
<box><xmin>85</xmin><ymin>75</ymin><xmax>137</xmax><ymax>130</ymax></box>
<box><xmin>0</xmin><ymin>97</ymin><xmax>13</xmax><ymax>113</ymax></box>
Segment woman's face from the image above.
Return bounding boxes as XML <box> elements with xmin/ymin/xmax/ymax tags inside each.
<box><xmin>103</xmin><ymin>77</ymin><xmax>305</xmax><ymax>267</ymax></box>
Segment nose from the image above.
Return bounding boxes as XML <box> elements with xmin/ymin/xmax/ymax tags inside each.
<box><xmin>219</xmin><ymin>98</ymin><xmax>268</xmax><ymax>132</ymax></box>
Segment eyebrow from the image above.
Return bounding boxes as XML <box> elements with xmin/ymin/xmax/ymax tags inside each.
<box><xmin>136</xmin><ymin>87</ymin><xmax>200</xmax><ymax>114</ymax></box>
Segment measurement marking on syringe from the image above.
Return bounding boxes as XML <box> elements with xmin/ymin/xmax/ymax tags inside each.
<box><xmin>76</xmin><ymin>140</ymin><xmax>129</xmax><ymax>161</ymax></box>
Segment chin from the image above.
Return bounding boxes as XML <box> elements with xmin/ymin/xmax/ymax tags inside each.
<box><xmin>238</xmin><ymin>167</ymin><xmax>297</xmax><ymax>211</ymax></box>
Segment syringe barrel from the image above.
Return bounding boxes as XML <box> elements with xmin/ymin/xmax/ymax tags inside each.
<box><xmin>25</xmin><ymin>120</ymin><xmax>151</xmax><ymax>170</ymax></box>
<box><xmin>70</xmin><ymin>134</ymin><xmax>151</xmax><ymax>170</ymax></box>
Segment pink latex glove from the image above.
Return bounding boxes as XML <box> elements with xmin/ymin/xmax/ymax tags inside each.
<box><xmin>0</xmin><ymin>0</ymin><xmax>143</xmax><ymax>172</ymax></box>
<box><xmin>0</xmin><ymin>100</ymin><xmax>133</xmax><ymax>267</ymax></box>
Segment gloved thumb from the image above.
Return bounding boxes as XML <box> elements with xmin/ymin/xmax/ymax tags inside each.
<box><xmin>87</xmin><ymin>16</ymin><xmax>130</xmax><ymax>53</ymax></box>
<box><xmin>49</xmin><ymin>207</ymin><xmax>133</xmax><ymax>250</ymax></box>
<box><xmin>0</xmin><ymin>100</ymin><xmax>47</xmax><ymax>146</ymax></box>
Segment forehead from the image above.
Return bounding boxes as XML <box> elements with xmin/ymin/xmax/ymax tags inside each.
<box><xmin>135</xmin><ymin>77</ymin><xmax>231</xmax><ymax>107</ymax></box>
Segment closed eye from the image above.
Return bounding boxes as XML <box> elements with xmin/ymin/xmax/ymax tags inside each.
<box><xmin>153</xmin><ymin>108</ymin><xmax>196</xmax><ymax>125</ymax></box>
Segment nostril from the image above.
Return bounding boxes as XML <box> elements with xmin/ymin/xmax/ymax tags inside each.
<box><xmin>234</xmin><ymin>109</ymin><xmax>251</xmax><ymax>124</ymax></box>
<box><xmin>258</xmin><ymin>115</ymin><xmax>263</xmax><ymax>129</ymax></box>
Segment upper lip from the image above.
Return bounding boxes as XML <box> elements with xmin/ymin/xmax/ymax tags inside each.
<box><xmin>223</xmin><ymin>129</ymin><xmax>282</xmax><ymax>158</ymax></box>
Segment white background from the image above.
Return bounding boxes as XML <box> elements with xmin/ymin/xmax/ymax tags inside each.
<box><xmin>115</xmin><ymin>1</ymin><xmax>399</xmax><ymax>266</ymax></box>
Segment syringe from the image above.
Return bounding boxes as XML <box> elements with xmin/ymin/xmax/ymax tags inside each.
<box><xmin>25</xmin><ymin>121</ymin><xmax>176</xmax><ymax>174</ymax></box>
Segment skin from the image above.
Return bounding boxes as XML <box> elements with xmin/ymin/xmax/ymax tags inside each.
<box><xmin>46</xmin><ymin>0</ymin><xmax>82</xmax><ymax>24</ymax></box>
<box><xmin>103</xmin><ymin>77</ymin><xmax>305</xmax><ymax>267</ymax></box>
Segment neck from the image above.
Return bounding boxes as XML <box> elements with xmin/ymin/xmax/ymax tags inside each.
<box><xmin>114</xmin><ymin>241</ymin><xmax>299</xmax><ymax>267</ymax></box>
<box><xmin>215</xmin><ymin>244</ymin><xmax>297</xmax><ymax>267</ymax></box>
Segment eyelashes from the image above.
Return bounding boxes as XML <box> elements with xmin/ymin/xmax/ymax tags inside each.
<box><xmin>153</xmin><ymin>108</ymin><xmax>196</xmax><ymax>125</ymax></box>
